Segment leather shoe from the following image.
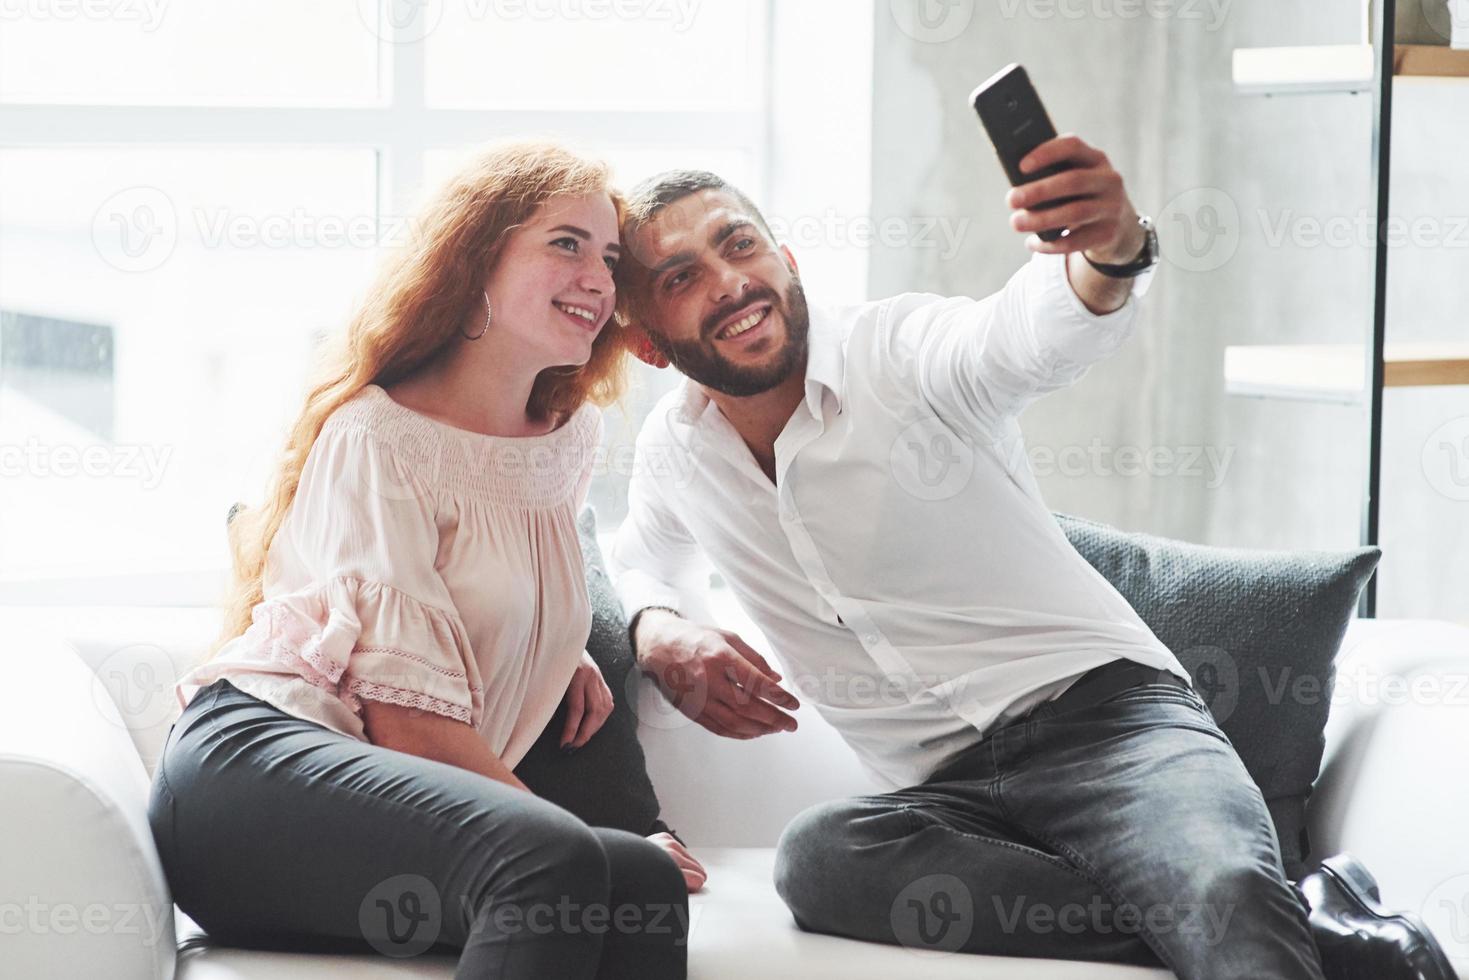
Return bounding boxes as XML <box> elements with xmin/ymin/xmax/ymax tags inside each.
<box><xmin>1296</xmin><ymin>852</ymin><xmax>1459</xmax><ymax>980</ymax></box>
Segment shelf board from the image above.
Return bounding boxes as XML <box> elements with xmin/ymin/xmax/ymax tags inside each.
<box><xmin>1224</xmin><ymin>343</ymin><xmax>1469</xmax><ymax>402</ymax></box>
<box><xmin>1232</xmin><ymin>44</ymin><xmax>1469</xmax><ymax>96</ymax></box>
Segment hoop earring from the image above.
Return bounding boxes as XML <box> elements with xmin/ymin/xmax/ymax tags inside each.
<box><xmin>461</xmin><ymin>290</ymin><xmax>491</xmax><ymax>341</ymax></box>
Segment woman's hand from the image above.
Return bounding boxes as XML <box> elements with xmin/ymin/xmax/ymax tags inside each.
<box><xmin>561</xmin><ymin>650</ymin><xmax>614</xmax><ymax>750</ymax></box>
<box><xmin>647</xmin><ymin>832</ymin><xmax>707</xmax><ymax>892</ymax></box>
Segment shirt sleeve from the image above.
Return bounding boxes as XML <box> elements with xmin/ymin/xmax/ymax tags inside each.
<box><xmin>911</xmin><ymin>251</ymin><xmax>1150</xmax><ymax>441</ymax></box>
<box><xmin>607</xmin><ymin>414</ymin><xmax>702</xmax><ymax>624</ymax></box>
<box><xmin>247</xmin><ymin>420</ymin><xmax>484</xmax><ymax>728</ymax></box>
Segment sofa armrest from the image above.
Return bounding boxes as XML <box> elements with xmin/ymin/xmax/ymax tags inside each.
<box><xmin>1307</xmin><ymin>618</ymin><xmax>1469</xmax><ymax>967</ymax></box>
<box><xmin>0</xmin><ymin>627</ymin><xmax>176</xmax><ymax>980</ymax></box>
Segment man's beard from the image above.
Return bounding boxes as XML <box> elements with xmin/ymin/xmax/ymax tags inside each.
<box><xmin>647</xmin><ymin>279</ymin><xmax>811</xmax><ymax>398</ymax></box>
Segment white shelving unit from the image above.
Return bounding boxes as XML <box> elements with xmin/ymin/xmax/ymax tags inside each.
<box><xmin>1232</xmin><ymin>43</ymin><xmax>1469</xmax><ymax>95</ymax></box>
<box><xmin>1229</xmin><ymin>12</ymin><xmax>1469</xmax><ymax>615</ymax></box>
<box><xmin>1224</xmin><ymin>343</ymin><xmax>1469</xmax><ymax>403</ymax></box>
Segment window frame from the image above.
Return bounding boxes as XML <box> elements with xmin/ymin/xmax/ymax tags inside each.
<box><xmin>0</xmin><ymin>0</ymin><xmax>775</xmax><ymax>606</ymax></box>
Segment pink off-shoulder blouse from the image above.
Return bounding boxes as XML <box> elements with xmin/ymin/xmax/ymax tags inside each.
<box><xmin>176</xmin><ymin>383</ymin><xmax>602</xmax><ymax>769</ymax></box>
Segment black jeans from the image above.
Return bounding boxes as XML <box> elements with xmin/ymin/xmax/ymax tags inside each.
<box><xmin>148</xmin><ymin>678</ymin><xmax>687</xmax><ymax>980</ymax></box>
<box><xmin>773</xmin><ymin>659</ymin><xmax>1326</xmax><ymax>980</ymax></box>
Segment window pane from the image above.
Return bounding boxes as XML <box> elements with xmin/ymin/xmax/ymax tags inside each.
<box><xmin>0</xmin><ymin>3</ymin><xmax>378</xmax><ymax>105</ymax></box>
<box><xmin>423</xmin><ymin>143</ymin><xmax>757</xmax><ymax>197</ymax></box>
<box><xmin>0</xmin><ymin>147</ymin><xmax>378</xmax><ymax>581</ymax></box>
<box><xmin>425</xmin><ymin>0</ymin><xmax>766</xmax><ymax>110</ymax></box>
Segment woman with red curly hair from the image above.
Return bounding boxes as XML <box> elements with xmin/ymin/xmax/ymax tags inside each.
<box><xmin>149</xmin><ymin>140</ymin><xmax>700</xmax><ymax>979</ymax></box>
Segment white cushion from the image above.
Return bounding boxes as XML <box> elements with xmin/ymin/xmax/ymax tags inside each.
<box><xmin>171</xmin><ymin>849</ymin><xmax>1172</xmax><ymax>979</ymax></box>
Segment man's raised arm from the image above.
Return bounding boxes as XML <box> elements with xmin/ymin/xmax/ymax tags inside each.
<box><xmin>912</xmin><ymin>134</ymin><xmax>1158</xmax><ymax>440</ymax></box>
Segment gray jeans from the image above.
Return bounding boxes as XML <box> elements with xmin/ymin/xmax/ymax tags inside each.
<box><xmin>773</xmin><ymin>659</ymin><xmax>1327</xmax><ymax>980</ymax></box>
<box><xmin>149</xmin><ymin>678</ymin><xmax>687</xmax><ymax>980</ymax></box>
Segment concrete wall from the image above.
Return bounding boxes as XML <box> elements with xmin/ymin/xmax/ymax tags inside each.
<box><xmin>867</xmin><ymin>0</ymin><xmax>1467</xmax><ymax>621</ymax></box>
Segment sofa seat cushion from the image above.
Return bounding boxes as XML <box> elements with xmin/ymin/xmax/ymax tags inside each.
<box><xmin>175</xmin><ymin>848</ymin><xmax>1174</xmax><ymax>979</ymax></box>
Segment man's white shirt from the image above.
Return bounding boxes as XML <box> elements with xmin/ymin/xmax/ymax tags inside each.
<box><xmin>609</xmin><ymin>250</ymin><xmax>1189</xmax><ymax>789</ymax></box>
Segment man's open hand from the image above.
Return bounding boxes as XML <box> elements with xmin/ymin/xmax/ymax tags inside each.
<box><xmin>633</xmin><ymin>610</ymin><xmax>801</xmax><ymax>739</ymax></box>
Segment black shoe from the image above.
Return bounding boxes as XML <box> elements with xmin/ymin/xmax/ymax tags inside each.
<box><xmin>1297</xmin><ymin>853</ymin><xmax>1459</xmax><ymax>980</ymax></box>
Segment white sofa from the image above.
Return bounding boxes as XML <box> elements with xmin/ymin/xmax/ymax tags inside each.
<box><xmin>4</xmin><ymin>604</ymin><xmax>1468</xmax><ymax>980</ymax></box>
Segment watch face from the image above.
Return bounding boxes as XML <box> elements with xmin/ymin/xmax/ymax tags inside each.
<box><xmin>1138</xmin><ymin>216</ymin><xmax>1158</xmax><ymax>266</ymax></box>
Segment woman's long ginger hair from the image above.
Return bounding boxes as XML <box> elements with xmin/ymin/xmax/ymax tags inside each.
<box><xmin>208</xmin><ymin>140</ymin><xmax>629</xmax><ymax>662</ymax></box>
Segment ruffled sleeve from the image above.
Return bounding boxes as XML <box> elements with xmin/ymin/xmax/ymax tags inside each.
<box><xmin>241</xmin><ymin>419</ymin><xmax>485</xmax><ymax>728</ymax></box>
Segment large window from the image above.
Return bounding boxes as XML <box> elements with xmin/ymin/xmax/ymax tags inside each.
<box><xmin>0</xmin><ymin>0</ymin><xmax>773</xmax><ymax>603</ymax></box>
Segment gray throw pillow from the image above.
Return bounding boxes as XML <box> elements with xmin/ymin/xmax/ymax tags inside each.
<box><xmin>1053</xmin><ymin>512</ymin><xmax>1381</xmax><ymax>881</ymax></box>
<box><xmin>514</xmin><ymin>507</ymin><xmax>674</xmax><ymax>839</ymax></box>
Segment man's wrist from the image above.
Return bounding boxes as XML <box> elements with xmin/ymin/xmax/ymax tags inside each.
<box><xmin>1082</xmin><ymin>214</ymin><xmax>1158</xmax><ymax>278</ymax></box>
<box><xmin>1084</xmin><ymin>212</ymin><xmax>1146</xmax><ymax>265</ymax></box>
<box><xmin>629</xmin><ymin>605</ymin><xmax>681</xmax><ymax>661</ymax></box>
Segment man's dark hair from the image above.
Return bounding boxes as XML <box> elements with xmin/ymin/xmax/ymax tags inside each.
<box><xmin>622</xmin><ymin>170</ymin><xmax>777</xmax><ymax>248</ymax></box>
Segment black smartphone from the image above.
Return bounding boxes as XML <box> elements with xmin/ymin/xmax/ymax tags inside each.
<box><xmin>971</xmin><ymin>64</ymin><xmax>1080</xmax><ymax>243</ymax></box>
